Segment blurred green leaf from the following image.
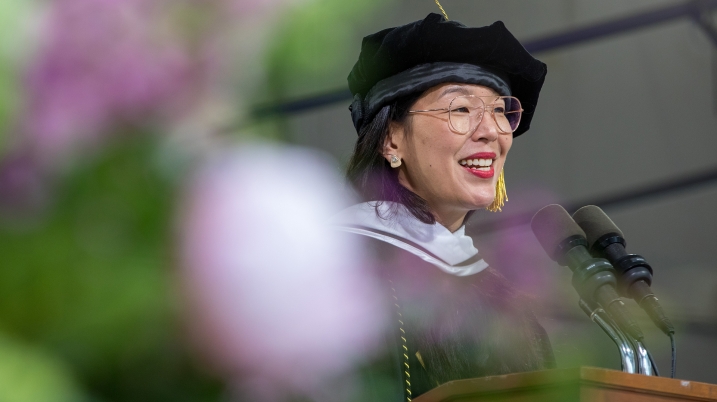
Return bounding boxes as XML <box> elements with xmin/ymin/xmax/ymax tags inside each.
<box><xmin>0</xmin><ymin>135</ymin><xmax>222</xmax><ymax>401</ymax></box>
<box><xmin>0</xmin><ymin>0</ymin><xmax>38</xmax><ymax>153</ymax></box>
<box><xmin>264</xmin><ymin>0</ymin><xmax>394</xmax><ymax>101</ymax></box>
<box><xmin>0</xmin><ymin>333</ymin><xmax>85</xmax><ymax>402</ymax></box>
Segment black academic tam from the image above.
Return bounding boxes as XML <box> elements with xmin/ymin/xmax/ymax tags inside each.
<box><xmin>348</xmin><ymin>13</ymin><xmax>547</xmax><ymax>137</ymax></box>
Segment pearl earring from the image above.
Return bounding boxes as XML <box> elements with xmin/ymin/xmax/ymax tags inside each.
<box><xmin>390</xmin><ymin>155</ymin><xmax>402</xmax><ymax>168</ymax></box>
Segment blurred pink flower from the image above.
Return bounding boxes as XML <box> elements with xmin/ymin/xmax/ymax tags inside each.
<box><xmin>21</xmin><ymin>0</ymin><xmax>198</xmax><ymax>163</ymax></box>
<box><xmin>469</xmin><ymin>185</ymin><xmax>564</xmax><ymax>306</ymax></box>
<box><xmin>179</xmin><ymin>143</ymin><xmax>386</xmax><ymax>397</ymax></box>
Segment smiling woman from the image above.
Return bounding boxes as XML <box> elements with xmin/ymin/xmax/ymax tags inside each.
<box><xmin>332</xmin><ymin>13</ymin><xmax>554</xmax><ymax>400</ymax></box>
<box><xmin>392</xmin><ymin>84</ymin><xmax>516</xmax><ymax>231</ymax></box>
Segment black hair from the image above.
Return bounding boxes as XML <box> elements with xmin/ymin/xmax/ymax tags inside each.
<box><xmin>346</xmin><ymin>93</ymin><xmax>436</xmax><ymax>224</ymax></box>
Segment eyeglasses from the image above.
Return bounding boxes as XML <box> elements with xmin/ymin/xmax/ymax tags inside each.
<box><xmin>408</xmin><ymin>95</ymin><xmax>523</xmax><ymax>134</ymax></box>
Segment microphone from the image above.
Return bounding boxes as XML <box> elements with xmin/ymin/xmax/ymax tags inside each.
<box><xmin>531</xmin><ymin>204</ymin><xmax>644</xmax><ymax>340</ymax></box>
<box><xmin>572</xmin><ymin>205</ymin><xmax>675</xmax><ymax>336</ymax></box>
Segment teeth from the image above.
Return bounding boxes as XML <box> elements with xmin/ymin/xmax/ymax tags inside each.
<box><xmin>459</xmin><ymin>158</ymin><xmax>493</xmax><ymax>167</ymax></box>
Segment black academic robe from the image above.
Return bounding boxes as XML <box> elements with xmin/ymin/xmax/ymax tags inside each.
<box><xmin>356</xmin><ymin>235</ymin><xmax>556</xmax><ymax>401</ymax></box>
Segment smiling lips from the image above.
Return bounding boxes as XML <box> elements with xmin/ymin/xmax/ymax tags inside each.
<box><xmin>458</xmin><ymin>152</ymin><xmax>496</xmax><ymax>179</ymax></box>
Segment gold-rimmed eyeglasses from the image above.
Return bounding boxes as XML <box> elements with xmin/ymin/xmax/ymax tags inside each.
<box><xmin>408</xmin><ymin>95</ymin><xmax>523</xmax><ymax>134</ymax></box>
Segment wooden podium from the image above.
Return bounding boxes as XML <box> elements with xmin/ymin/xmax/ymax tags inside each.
<box><xmin>413</xmin><ymin>367</ymin><xmax>717</xmax><ymax>402</ymax></box>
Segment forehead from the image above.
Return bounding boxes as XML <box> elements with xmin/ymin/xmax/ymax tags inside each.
<box><xmin>419</xmin><ymin>83</ymin><xmax>501</xmax><ymax>105</ymax></box>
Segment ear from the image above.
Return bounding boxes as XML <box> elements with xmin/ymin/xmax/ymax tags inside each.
<box><xmin>382</xmin><ymin>121</ymin><xmax>406</xmax><ymax>162</ymax></box>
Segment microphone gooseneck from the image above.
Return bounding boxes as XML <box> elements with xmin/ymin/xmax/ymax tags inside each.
<box><xmin>531</xmin><ymin>204</ymin><xmax>644</xmax><ymax>341</ymax></box>
<box><xmin>579</xmin><ymin>299</ymin><xmax>638</xmax><ymax>374</ymax></box>
<box><xmin>572</xmin><ymin>205</ymin><xmax>675</xmax><ymax>336</ymax></box>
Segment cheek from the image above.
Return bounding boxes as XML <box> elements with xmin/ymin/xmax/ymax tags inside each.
<box><xmin>412</xmin><ymin>133</ymin><xmax>453</xmax><ymax>168</ymax></box>
<box><xmin>501</xmin><ymin>136</ymin><xmax>513</xmax><ymax>156</ymax></box>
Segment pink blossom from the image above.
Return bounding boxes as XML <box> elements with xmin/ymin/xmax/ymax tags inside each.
<box><xmin>469</xmin><ymin>185</ymin><xmax>562</xmax><ymax>300</ymax></box>
<box><xmin>22</xmin><ymin>0</ymin><xmax>197</xmax><ymax>163</ymax></box>
<box><xmin>179</xmin><ymin>143</ymin><xmax>387</xmax><ymax>397</ymax></box>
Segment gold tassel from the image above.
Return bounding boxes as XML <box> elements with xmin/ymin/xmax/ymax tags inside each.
<box><xmin>434</xmin><ymin>0</ymin><xmax>449</xmax><ymax>20</ymax></box>
<box><xmin>486</xmin><ymin>169</ymin><xmax>507</xmax><ymax>212</ymax></box>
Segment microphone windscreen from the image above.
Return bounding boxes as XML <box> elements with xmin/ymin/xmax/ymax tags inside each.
<box><xmin>531</xmin><ymin>204</ymin><xmax>587</xmax><ymax>261</ymax></box>
<box><xmin>572</xmin><ymin>205</ymin><xmax>624</xmax><ymax>247</ymax></box>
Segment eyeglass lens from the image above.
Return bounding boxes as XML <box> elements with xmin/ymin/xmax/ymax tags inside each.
<box><xmin>448</xmin><ymin>96</ymin><xmax>522</xmax><ymax>134</ymax></box>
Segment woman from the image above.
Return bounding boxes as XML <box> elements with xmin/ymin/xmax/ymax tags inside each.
<box><xmin>331</xmin><ymin>13</ymin><xmax>555</xmax><ymax>400</ymax></box>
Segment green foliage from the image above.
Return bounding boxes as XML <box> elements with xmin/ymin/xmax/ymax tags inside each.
<box><xmin>0</xmin><ymin>62</ymin><xmax>21</xmax><ymax>155</ymax></box>
<box><xmin>0</xmin><ymin>333</ymin><xmax>85</xmax><ymax>402</ymax></box>
<box><xmin>0</xmin><ymin>0</ymin><xmax>37</xmax><ymax>154</ymax></box>
<box><xmin>264</xmin><ymin>0</ymin><xmax>392</xmax><ymax>101</ymax></box>
<box><xmin>0</xmin><ymin>136</ymin><xmax>222</xmax><ymax>401</ymax></box>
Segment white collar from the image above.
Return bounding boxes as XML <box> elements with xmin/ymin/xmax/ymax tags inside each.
<box><xmin>330</xmin><ymin>202</ymin><xmax>488</xmax><ymax>276</ymax></box>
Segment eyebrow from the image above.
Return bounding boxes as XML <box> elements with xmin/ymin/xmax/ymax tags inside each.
<box><xmin>437</xmin><ymin>86</ymin><xmax>472</xmax><ymax>99</ymax></box>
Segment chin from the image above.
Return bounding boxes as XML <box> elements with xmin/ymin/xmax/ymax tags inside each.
<box><xmin>465</xmin><ymin>188</ymin><xmax>496</xmax><ymax>209</ymax></box>
<box><xmin>463</xmin><ymin>195</ymin><xmax>495</xmax><ymax>211</ymax></box>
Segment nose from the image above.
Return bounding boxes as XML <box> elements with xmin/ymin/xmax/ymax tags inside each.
<box><xmin>469</xmin><ymin>111</ymin><xmax>500</xmax><ymax>142</ymax></box>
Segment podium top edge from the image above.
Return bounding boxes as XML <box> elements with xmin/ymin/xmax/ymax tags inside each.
<box><xmin>414</xmin><ymin>367</ymin><xmax>717</xmax><ymax>402</ymax></box>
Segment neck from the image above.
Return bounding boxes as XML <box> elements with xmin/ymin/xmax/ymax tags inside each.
<box><xmin>431</xmin><ymin>206</ymin><xmax>468</xmax><ymax>233</ymax></box>
<box><xmin>395</xmin><ymin>174</ymin><xmax>468</xmax><ymax>232</ymax></box>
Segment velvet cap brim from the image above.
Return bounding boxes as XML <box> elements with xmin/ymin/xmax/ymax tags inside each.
<box><xmin>347</xmin><ymin>13</ymin><xmax>547</xmax><ymax>137</ymax></box>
